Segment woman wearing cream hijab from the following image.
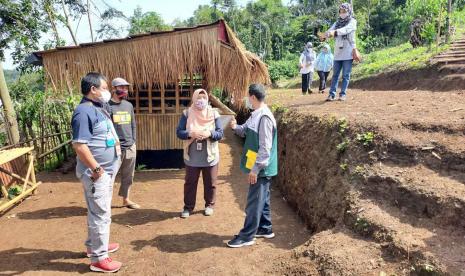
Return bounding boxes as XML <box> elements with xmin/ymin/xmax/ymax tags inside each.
<box><xmin>176</xmin><ymin>89</ymin><xmax>224</xmax><ymax>218</ymax></box>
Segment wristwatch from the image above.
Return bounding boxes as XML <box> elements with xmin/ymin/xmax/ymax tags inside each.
<box><xmin>92</xmin><ymin>166</ymin><xmax>102</xmax><ymax>174</ymax></box>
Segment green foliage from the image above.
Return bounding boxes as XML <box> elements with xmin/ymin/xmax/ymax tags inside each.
<box><xmin>353</xmin><ymin>165</ymin><xmax>366</xmax><ymax>176</ymax></box>
<box><xmin>354</xmin><ymin>217</ymin><xmax>371</xmax><ymax>233</ymax></box>
<box><xmin>351</xmin><ymin>42</ymin><xmax>449</xmax><ymax>81</ymax></box>
<box><xmin>268</xmin><ymin>54</ymin><xmax>299</xmax><ymax>83</ymax></box>
<box><xmin>0</xmin><ymin>132</ymin><xmax>7</xmax><ymax>147</ymax></box>
<box><xmin>338</xmin><ymin>118</ymin><xmax>348</xmax><ymax>135</ymax></box>
<box><xmin>356</xmin><ymin>132</ymin><xmax>375</xmax><ymax>146</ymax></box>
<box><xmin>7</xmin><ymin>185</ymin><xmax>22</xmax><ymax>199</ymax></box>
<box><xmin>135</xmin><ymin>164</ymin><xmax>147</xmax><ymax>172</ymax></box>
<box><xmin>337</xmin><ymin>139</ymin><xmax>350</xmax><ymax>153</ymax></box>
<box><xmin>128</xmin><ymin>6</ymin><xmax>171</xmax><ymax>35</ymax></box>
<box><xmin>0</xmin><ymin>0</ymin><xmax>46</xmax><ymax>71</ymax></box>
<box><xmin>3</xmin><ymin>69</ymin><xmax>20</xmax><ymax>84</ymax></box>
<box><xmin>339</xmin><ymin>162</ymin><xmax>348</xmax><ymax>171</ymax></box>
<box><xmin>270</xmin><ymin>102</ymin><xmax>289</xmax><ymax>114</ymax></box>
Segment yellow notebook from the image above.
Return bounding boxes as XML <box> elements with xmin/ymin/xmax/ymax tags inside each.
<box><xmin>245</xmin><ymin>149</ymin><xmax>258</xmax><ymax>170</ymax></box>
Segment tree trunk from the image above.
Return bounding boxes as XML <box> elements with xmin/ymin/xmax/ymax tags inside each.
<box><xmin>87</xmin><ymin>0</ymin><xmax>94</xmax><ymax>42</ymax></box>
<box><xmin>0</xmin><ymin>63</ymin><xmax>20</xmax><ymax>145</ymax></box>
<box><xmin>61</xmin><ymin>0</ymin><xmax>79</xmax><ymax>45</ymax></box>
<box><xmin>437</xmin><ymin>2</ymin><xmax>443</xmax><ymax>48</ymax></box>
<box><xmin>44</xmin><ymin>1</ymin><xmax>61</xmax><ymax>44</ymax></box>
<box><xmin>446</xmin><ymin>0</ymin><xmax>453</xmax><ymax>43</ymax></box>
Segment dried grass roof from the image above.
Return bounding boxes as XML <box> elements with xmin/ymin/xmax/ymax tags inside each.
<box><xmin>35</xmin><ymin>20</ymin><xmax>270</xmax><ymax>104</ymax></box>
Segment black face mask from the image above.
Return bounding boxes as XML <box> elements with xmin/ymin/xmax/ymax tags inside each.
<box><xmin>115</xmin><ymin>89</ymin><xmax>128</xmax><ymax>99</ymax></box>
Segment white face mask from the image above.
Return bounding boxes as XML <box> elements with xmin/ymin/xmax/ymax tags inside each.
<box><xmin>340</xmin><ymin>12</ymin><xmax>348</xmax><ymax>19</ymax></box>
<box><xmin>244</xmin><ymin>97</ymin><xmax>254</xmax><ymax>110</ymax></box>
<box><xmin>98</xmin><ymin>90</ymin><xmax>111</xmax><ymax>104</ymax></box>
<box><xmin>195</xmin><ymin>98</ymin><xmax>208</xmax><ymax>110</ymax></box>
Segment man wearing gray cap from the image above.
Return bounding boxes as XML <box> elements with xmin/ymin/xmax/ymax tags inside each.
<box><xmin>299</xmin><ymin>42</ymin><xmax>316</xmax><ymax>94</ymax></box>
<box><xmin>108</xmin><ymin>77</ymin><xmax>140</xmax><ymax>209</ymax></box>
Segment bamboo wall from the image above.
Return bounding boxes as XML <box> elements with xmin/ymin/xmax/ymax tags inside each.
<box><xmin>136</xmin><ymin>114</ymin><xmax>183</xmax><ymax>150</ymax></box>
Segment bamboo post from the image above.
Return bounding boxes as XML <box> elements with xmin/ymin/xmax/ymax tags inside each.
<box><xmin>135</xmin><ymin>85</ymin><xmax>140</xmax><ymax>113</ymax></box>
<box><xmin>175</xmin><ymin>80</ymin><xmax>180</xmax><ymax>113</ymax></box>
<box><xmin>161</xmin><ymin>84</ymin><xmax>166</xmax><ymax>114</ymax></box>
<box><xmin>148</xmin><ymin>82</ymin><xmax>153</xmax><ymax>114</ymax></box>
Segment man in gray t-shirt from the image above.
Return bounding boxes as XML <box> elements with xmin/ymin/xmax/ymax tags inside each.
<box><xmin>108</xmin><ymin>77</ymin><xmax>139</xmax><ymax>209</ymax></box>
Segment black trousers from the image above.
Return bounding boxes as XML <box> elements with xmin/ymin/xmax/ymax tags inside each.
<box><xmin>301</xmin><ymin>72</ymin><xmax>313</xmax><ymax>93</ymax></box>
<box><xmin>317</xmin><ymin>71</ymin><xmax>330</xmax><ymax>92</ymax></box>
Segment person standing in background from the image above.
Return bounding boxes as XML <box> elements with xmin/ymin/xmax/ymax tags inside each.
<box><xmin>315</xmin><ymin>44</ymin><xmax>334</xmax><ymax>94</ymax></box>
<box><xmin>108</xmin><ymin>77</ymin><xmax>140</xmax><ymax>209</ymax></box>
<box><xmin>299</xmin><ymin>42</ymin><xmax>316</xmax><ymax>95</ymax></box>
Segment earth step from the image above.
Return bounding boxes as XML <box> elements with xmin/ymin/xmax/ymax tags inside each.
<box><xmin>435</xmin><ymin>53</ymin><xmax>465</xmax><ymax>58</ymax></box>
<box><xmin>345</xmin><ymin>198</ymin><xmax>465</xmax><ymax>275</ymax></box>
<box><xmin>438</xmin><ymin>63</ymin><xmax>465</xmax><ymax>73</ymax></box>
<box><xmin>360</xmin><ymin>163</ymin><xmax>465</xmax><ymax>227</ymax></box>
<box><xmin>447</xmin><ymin>46</ymin><xmax>465</xmax><ymax>52</ymax></box>
<box><xmin>434</xmin><ymin>57</ymin><xmax>465</xmax><ymax>63</ymax></box>
<box><xmin>295</xmin><ymin>227</ymin><xmax>407</xmax><ymax>276</ymax></box>
<box><xmin>382</xmin><ymin>139</ymin><xmax>465</xmax><ymax>173</ymax></box>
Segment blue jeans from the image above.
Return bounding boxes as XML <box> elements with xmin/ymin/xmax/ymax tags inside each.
<box><xmin>238</xmin><ymin>177</ymin><xmax>272</xmax><ymax>241</ymax></box>
<box><xmin>329</xmin><ymin>59</ymin><xmax>353</xmax><ymax>98</ymax></box>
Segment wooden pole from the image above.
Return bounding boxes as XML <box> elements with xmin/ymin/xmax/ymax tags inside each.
<box><xmin>0</xmin><ymin>62</ymin><xmax>20</xmax><ymax>145</ymax></box>
<box><xmin>446</xmin><ymin>0</ymin><xmax>453</xmax><ymax>43</ymax></box>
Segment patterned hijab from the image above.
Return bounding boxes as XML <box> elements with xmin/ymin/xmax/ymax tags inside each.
<box><xmin>335</xmin><ymin>3</ymin><xmax>354</xmax><ymax>29</ymax></box>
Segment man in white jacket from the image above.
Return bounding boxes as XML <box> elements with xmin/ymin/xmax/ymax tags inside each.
<box><xmin>299</xmin><ymin>42</ymin><xmax>316</xmax><ymax>95</ymax></box>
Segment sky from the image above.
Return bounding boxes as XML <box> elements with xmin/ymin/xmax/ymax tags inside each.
<box><xmin>3</xmin><ymin>0</ymin><xmax>289</xmax><ymax>70</ymax></box>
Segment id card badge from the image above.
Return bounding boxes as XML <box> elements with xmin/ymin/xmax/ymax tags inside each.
<box><xmin>196</xmin><ymin>141</ymin><xmax>203</xmax><ymax>151</ymax></box>
<box><xmin>115</xmin><ymin>143</ymin><xmax>122</xmax><ymax>157</ymax></box>
<box><xmin>106</xmin><ymin>135</ymin><xmax>116</xmax><ymax>147</ymax></box>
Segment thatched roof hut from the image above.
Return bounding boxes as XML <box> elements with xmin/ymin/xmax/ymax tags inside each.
<box><xmin>32</xmin><ymin>20</ymin><xmax>270</xmax><ymax>152</ymax></box>
<box><xmin>33</xmin><ymin>20</ymin><xmax>269</xmax><ymax>103</ymax></box>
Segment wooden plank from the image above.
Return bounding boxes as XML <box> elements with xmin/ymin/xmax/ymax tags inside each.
<box><xmin>190</xmin><ymin>73</ymin><xmax>194</xmax><ymax>95</ymax></box>
<box><xmin>148</xmin><ymin>82</ymin><xmax>153</xmax><ymax>114</ymax></box>
<box><xmin>161</xmin><ymin>85</ymin><xmax>165</xmax><ymax>114</ymax></box>
<box><xmin>135</xmin><ymin>85</ymin><xmax>140</xmax><ymax>113</ymax></box>
<box><xmin>0</xmin><ymin>147</ymin><xmax>34</xmax><ymax>166</ymax></box>
<box><xmin>21</xmin><ymin>157</ymin><xmax>34</xmax><ymax>191</ymax></box>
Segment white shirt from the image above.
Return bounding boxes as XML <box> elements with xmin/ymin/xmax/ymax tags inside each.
<box><xmin>299</xmin><ymin>50</ymin><xmax>316</xmax><ymax>74</ymax></box>
<box><xmin>327</xmin><ymin>18</ymin><xmax>357</xmax><ymax>61</ymax></box>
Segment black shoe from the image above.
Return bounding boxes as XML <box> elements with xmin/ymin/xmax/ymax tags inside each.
<box><xmin>227</xmin><ymin>235</ymin><xmax>255</xmax><ymax>248</ymax></box>
<box><xmin>255</xmin><ymin>229</ymin><xmax>275</xmax><ymax>239</ymax></box>
<box><xmin>308</xmin><ymin>90</ymin><xmax>313</xmax><ymax>94</ymax></box>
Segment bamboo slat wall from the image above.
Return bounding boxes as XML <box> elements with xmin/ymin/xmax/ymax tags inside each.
<box><xmin>0</xmin><ymin>157</ymin><xmax>26</xmax><ymax>189</ymax></box>
<box><xmin>136</xmin><ymin>114</ymin><xmax>182</xmax><ymax>150</ymax></box>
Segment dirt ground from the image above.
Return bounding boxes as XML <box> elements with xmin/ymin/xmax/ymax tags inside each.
<box><xmin>1</xmin><ymin>86</ymin><xmax>464</xmax><ymax>275</ymax></box>
<box><xmin>268</xmin><ymin>88</ymin><xmax>465</xmax><ymax>151</ymax></box>
<box><xmin>0</xmin><ymin>130</ymin><xmax>316</xmax><ymax>275</ymax></box>
<box><xmin>268</xmin><ymin>87</ymin><xmax>465</xmax><ymax>275</ymax></box>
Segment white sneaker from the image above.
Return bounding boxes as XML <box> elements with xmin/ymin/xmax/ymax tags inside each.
<box><xmin>204</xmin><ymin>207</ymin><xmax>214</xmax><ymax>216</ymax></box>
<box><xmin>180</xmin><ymin>209</ymin><xmax>190</xmax><ymax>218</ymax></box>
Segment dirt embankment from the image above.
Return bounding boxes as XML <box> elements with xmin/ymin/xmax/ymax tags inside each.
<box><xmin>273</xmin><ymin>102</ymin><xmax>465</xmax><ymax>275</ymax></box>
